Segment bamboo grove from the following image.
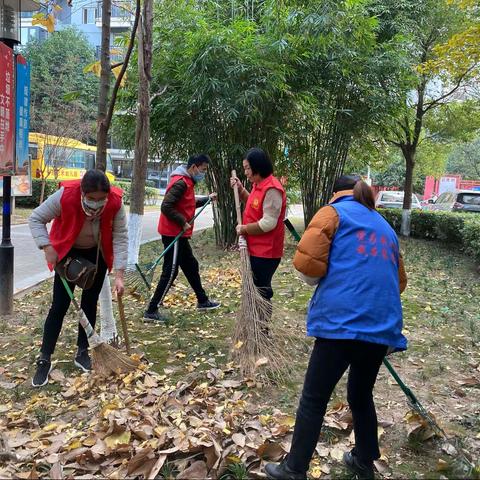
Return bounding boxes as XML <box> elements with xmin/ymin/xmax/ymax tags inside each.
<box><xmin>114</xmin><ymin>0</ymin><xmax>479</xmax><ymax>246</ymax></box>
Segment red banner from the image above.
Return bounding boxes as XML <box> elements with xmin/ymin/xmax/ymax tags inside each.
<box><xmin>0</xmin><ymin>43</ymin><xmax>14</xmax><ymax>175</ymax></box>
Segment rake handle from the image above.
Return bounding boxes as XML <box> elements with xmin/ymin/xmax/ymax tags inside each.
<box><xmin>117</xmin><ymin>294</ymin><xmax>131</xmax><ymax>354</ymax></box>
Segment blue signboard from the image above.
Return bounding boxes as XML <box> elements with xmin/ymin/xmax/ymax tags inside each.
<box><xmin>15</xmin><ymin>54</ymin><xmax>30</xmax><ymax>175</ymax></box>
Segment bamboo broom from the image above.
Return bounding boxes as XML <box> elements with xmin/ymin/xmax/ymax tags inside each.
<box><xmin>60</xmin><ymin>276</ymin><xmax>139</xmax><ymax>376</ymax></box>
<box><xmin>231</xmin><ymin>171</ymin><xmax>280</xmax><ymax>375</ymax></box>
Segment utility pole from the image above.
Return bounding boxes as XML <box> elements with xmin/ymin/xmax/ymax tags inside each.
<box><xmin>0</xmin><ymin>40</ymin><xmax>15</xmax><ymax>316</ymax></box>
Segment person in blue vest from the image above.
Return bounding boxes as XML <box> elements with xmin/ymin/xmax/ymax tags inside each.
<box><xmin>265</xmin><ymin>175</ymin><xmax>408</xmax><ymax>480</ymax></box>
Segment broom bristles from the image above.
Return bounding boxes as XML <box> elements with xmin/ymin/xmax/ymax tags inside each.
<box><xmin>233</xmin><ymin>247</ymin><xmax>296</xmax><ymax>379</ymax></box>
<box><xmin>91</xmin><ymin>342</ymin><xmax>140</xmax><ymax>377</ymax></box>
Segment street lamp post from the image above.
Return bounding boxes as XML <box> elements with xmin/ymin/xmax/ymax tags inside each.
<box><xmin>0</xmin><ymin>0</ymin><xmax>38</xmax><ymax>316</ymax></box>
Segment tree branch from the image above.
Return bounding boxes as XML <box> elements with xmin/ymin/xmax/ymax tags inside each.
<box><xmin>422</xmin><ymin>66</ymin><xmax>476</xmax><ymax>114</ymax></box>
<box><xmin>104</xmin><ymin>0</ymin><xmax>141</xmax><ymax>133</ymax></box>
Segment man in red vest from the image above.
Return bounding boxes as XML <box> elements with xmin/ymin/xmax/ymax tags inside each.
<box><xmin>144</xmin><ymin>154</ymin><xmax>220</xmax><ymax>322</ymax></box>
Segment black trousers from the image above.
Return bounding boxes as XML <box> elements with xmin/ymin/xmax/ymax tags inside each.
<box><xmin>250</xmin><ymin>256</ymin><xmax>281</xmax><ymax>301</ymax></box>
<box><xmin>148</xmin><ymin>235</ymin><xmax>208</xmax><ymax>312</ymax></box>
<box><xmin>287</xmin><ymin>338</ymin><xmax>387</xmax><ymax>473</ymax></box>
<box><xmin>41</xmin><ymin>247</ymin><xmax>107</xmax><ymax>356</ymax></box>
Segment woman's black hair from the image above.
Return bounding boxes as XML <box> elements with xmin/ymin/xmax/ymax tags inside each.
<box><xmin>333</xmin><ymin>174</ymin><xmax>375</xmax><ymax>210</ymax></box>
<box><xmin>81</xmin><ymin>169</ymin><xmax>111</xmax><ymax>194</ymax></box>
<box><xmin>244</xmin><ymin>147</ymin><xmax>273</xmax><ymax>178</ymax></box>
<box><xmin>187</xmin><ymin>154</ymin><xmax>210</xmax><ymax>167</ymax></box>
<box><xmin>332</xmin><ymin>175</ymin><xmax>361</xmax><ymax>193</ymax></box>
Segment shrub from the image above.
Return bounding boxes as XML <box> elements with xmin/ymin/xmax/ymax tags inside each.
<box><xmin>379</xmin><ymin>208</ymin><xmax>480</xmax><ymax>263</ymax></box>
<box><xmin>113</xmin><ymin>181</ymin><xmax>160</xmax><ymax>205</ymax></box>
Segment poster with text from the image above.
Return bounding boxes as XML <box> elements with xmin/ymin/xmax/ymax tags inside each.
<box><xmin>15</xmin><ymin>54</ymin><xmax>31</xmax><ymax>175</ymax></box>
<box><xmin>0</xmin><ymin>43</ymin><xmax>14</xmax><ymax>175</ymax></box>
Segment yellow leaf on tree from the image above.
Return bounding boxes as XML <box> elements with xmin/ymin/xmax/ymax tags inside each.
<box><xmin>54</xmin><ymin>4</ymin><xmax>62</xmax><ymax>11</ymax></box>
<box><xmin>32</xmin><ymin>13</ymin><xmax>55</xmax><ymax>33</ymax></box>
<box><xmin>112</xmin><ymin>65</ymin><xmax>126</xmax><ymax>87</ymax></box>
<box><xmin>84</xmin><ymin>61</ymin><xmax>102</xmax><ymax>78</ymax></box>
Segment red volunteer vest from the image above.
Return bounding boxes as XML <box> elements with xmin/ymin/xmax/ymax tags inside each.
<box><xmin>243</xmin><ymin>175</ymin><xmax>286</xmax><ymax>258</ymax></box>
<box><xmin>158</xmin><ymin>174</ymin><xmax>196</xmax><ymax>238</ymax></box>
<box><xmin>48</xmin><ymin>180</ymin><xmax>123</xmax><ymax>271</ymax></box>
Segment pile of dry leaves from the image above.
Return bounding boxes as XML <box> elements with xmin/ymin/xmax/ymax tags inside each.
<box><xmin>0</xmin><ymin>359</ymin><xmax>374</xmax><ymax>480</ymax></box>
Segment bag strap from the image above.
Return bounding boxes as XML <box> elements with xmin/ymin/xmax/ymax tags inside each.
<box><xmin>95</xmin><ymin>229</ymin><xmax>101</xmax><ymax>274</ymax></box>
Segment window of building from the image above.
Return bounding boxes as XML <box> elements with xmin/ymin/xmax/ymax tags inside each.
<box><xmin>82</xmin><ymin>8</ymin><xmax>97</xmax><ymax>24</ymax></box>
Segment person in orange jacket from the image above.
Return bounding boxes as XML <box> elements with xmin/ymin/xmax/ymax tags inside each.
<box><xmin>265</xmin><ymin>175</ymin><xmax>407</xmax><ymax>480</ymax></box>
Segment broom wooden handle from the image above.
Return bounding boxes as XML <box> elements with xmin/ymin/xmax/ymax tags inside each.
<box><xmin>232</xmin><ymin>170</ymin><xmax>242</xmax><ymax>226</ymax></box>
<box><xmin>117</xmin><ymin>295</ymin><xmax>131</xmax><ymax>354</ymax></box>
<box><xmin>59</xmin><ymin>275</ymin><xmax>102</xmax><ymax>346</ymax></box>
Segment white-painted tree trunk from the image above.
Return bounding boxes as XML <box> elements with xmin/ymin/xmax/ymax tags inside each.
<box><xmin>400</xmin><ymin>209</ymin><xmax>411</xmax><ymax>237</ymax></box>
<box><xmin>128</xmin><ymin>212</ymin><xmax>144</xmax><ymax>265</ymax></box>
<box><xmin>99</xmin><ymin>274</ymin><xmax>117</xmax><ymax>342</ymax></box>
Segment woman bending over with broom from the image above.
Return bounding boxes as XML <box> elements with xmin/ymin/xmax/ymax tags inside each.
<box><xmin>29</xmin><ymin>169</ymin><xmax>128</xmax><ymax>387</ymax></box>
<box><xmin>230</xmin><ymin>148</ymin><xmax>286</xmax><ymax>305</ymax></box>
<box><xmin>264</xmin><ymin>175</ymin><xmax>408</xmax><ymax>480</ymax></box>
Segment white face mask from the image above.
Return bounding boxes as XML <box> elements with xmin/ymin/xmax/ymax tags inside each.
<box><xmin>81</xmin><ymin>195</ymin><xmax>107</xmax><ymax>217</ymax></box>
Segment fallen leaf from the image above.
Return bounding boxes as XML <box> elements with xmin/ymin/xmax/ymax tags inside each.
<box><xmin>329</xmin><ymin>447</ymin><xmax>344</xmax><ymax>462</ymax></box>
<box><xmin>257</xmin><ymin>442</ymin><xmax>285</xmax><ymax>461</ymax></box>
<box><xmin>232</xmin><ymin>433</ymin><xmax>246</xmax><ymax>447</ymax></box>
<box><xmin>104</xmin><ymin>430</ymin><xmax>131</xmax><ymax>449</ymax></box>
<box><xmin>147</xmin><ymin>454</ymin><xmax>167</xmax><ymax>480</ymax></box>
<box><xmin>374</xmin><ymin>459</ymin><xmax>390</xmax><ymax>475</ymax></box>
<box><xmin>310</xmin><ymin>465</ymin><xmax>322</xmax><ymax>478</ymax></box>
<box><xmin>437</xmin><ymin>459</ymin><xmax>449</xmax><ymax>472</ymax></box>
<box><xmin>49</xmin><ymin>462</ymin><xmax>63</xmax><ymax>480</ymax></box>
<box><xmin>441</xmin><ymin>443</ymin><xmax>458</xmax><ymax>456</ymax></box>
<box><xmin>177</xmin><ymin>460</ymin><xmax>208</xmax><ymax>479</ymax></box>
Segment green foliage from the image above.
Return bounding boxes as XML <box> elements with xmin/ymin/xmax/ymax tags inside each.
<box><xmin>15</xmin><ymin>179</ymin><xmax>59</xmax><ymax>207</ymax></box>
<box><xmin>379</xmin><ymin>208</ymin><xmax>480</xmax><ymax>262</ymax></box>
<box><xmin>116</xmin><ymin>0</ymin><xmax>413</xmax><ymax>242</ymax></box>
<box><xmin>446</xmin><ymin>138</ymin><xmax>480</xmax><ymax>179</ymax></box>
<box><xmin>22</xmin><ymin>27</ymin><xmax>98</xmax><ymax>138</ymax></box>
<box><xmin>113</xmin><ymin>181</ymin><xmax>160</xmax><ymax>206</ymax></box>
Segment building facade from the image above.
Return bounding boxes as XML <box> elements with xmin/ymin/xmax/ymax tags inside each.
<box><xmin>20</xmin><ymin>0</ymin><xmax>131</xmax><ymax>59</ymax></box>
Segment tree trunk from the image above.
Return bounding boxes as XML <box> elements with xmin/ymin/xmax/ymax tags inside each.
<box><xmin>401</xmin><ymin>147</ymin><xmax>415</xmax><ymax>237</ymax></box>
<box><xmin>128</xmin><ymin>0</ymin><xmax>153</xmax><ymax>265</ymax></box>
<box><xmin>96</xmin><ymin>0</ymin><xmax>115</xmax><ymax>340</ymax></box>
<box><xmin>39</xmin><ymin>178</ymin><xmax>46</xmax><ymax>205</ymax></box>
<box><xmin>96</xmin><ymin>0</ymin><xmax>111</xmax><ymax>171</ymax></box>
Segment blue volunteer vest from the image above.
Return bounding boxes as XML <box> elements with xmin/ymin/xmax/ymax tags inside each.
<box><xmin>306</xmin><ymin>196</ymin><xmax>407</xmax><ymax>351</ymax></box>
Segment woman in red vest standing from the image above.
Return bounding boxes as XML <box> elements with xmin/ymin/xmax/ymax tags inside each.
<box><xmin>28</xmin><ymin>170</ymin><xmax>128</xmax><ymax>387</ymax></box>
<box><xmin>231</xmin><ymin>148</ymin><xmax>287</xmax><ymax>304</ymax></box>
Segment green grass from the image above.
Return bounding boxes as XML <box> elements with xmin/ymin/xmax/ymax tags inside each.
<box><xmin>1</xmin><ymin>231</ymin><xmax>479</xmax><ymax>478</ymax></box>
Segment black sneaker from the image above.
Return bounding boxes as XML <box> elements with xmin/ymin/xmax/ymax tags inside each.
<box><xmin>32</xmin><ymin>359</ymin><xmax>52</xmax><ymax>387</ymax></box>
<box><xmin>197</xmin><ymin>300</ymin><xmax>221</xmax><ymax>311</ymax></box>
<box><xmin>265</xmin><ymin>460</ymin><xmax>307</xmax><ymax>480</ymax></box>
<box><xmin>343</xmin><ymin>450</ymin><xmax>375</xmax><ymax>480</ymax></box>
<box><xmin>74</xmin><ymin>349</ymin><xmax>92</xmax><ymax>372</ymax></box>
<box><xmin>143</xmin><ymin>309</ymin><xmax>168</xmax><ymax>323</ymax></box>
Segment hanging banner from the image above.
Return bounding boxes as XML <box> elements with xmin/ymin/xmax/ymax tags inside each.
<box><xmin>15</xmin><ymin>54</ymin><xmax>31</xmax><ymax>175</ymax></box>
<box><xmin>0</xmin><ymin>42</ymin><xmax>15</xmax><ymax>175</ymax></box>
